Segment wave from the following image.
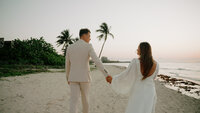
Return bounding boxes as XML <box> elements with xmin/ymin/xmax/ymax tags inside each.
<box><xmin>169</xmin><ymin>72</ymin><xmax>179</xmax><ymax>76</ymax></box>
<box><xmin>160</xmin><ymin>67</ymin><xmax>200</xmax><ymax>72</ymax></box>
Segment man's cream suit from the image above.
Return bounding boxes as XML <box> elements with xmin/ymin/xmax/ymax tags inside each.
<box><xmin>65</xmin><ymin>39</ymin><xmax>108</xmax><ymax>113</ymax></box>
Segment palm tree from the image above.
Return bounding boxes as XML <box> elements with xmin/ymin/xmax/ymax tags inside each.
<box><xmin>96</xmin><ymin>22</ymin><xmax>114</xmax><ymax>58</ymax></box>
<box><xmin>56</xmin><ymin>29</ymin><xmax>79</xmax><ymax>56</ymax></box>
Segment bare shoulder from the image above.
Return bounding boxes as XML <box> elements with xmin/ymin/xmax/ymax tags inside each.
<box><xmin>153</xmin><ymin>59</ymin><xmax>156</xmax><ymax>63</ymax></box>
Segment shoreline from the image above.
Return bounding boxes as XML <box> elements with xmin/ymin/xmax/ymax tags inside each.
<box><xmin>156</xmin><ymin>74</ymin><xmax>200</xmax><ymax>99</ymax></box>
<box><xmin>109</xmin><ymin>64</ymin><xmax>200</xmax><ymax>99</ymax></box>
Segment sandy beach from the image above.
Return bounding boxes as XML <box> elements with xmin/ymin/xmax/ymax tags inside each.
<box><xmin>0</xmin><ymin>65</ymin><xmax>200</xmax><ymax>113</ymax></box>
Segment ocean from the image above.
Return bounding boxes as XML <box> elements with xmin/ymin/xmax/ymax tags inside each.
<box><xmin>103</xmin><ymin>62</ymin><xmax>200</xmax><ymax>84</ymax></box>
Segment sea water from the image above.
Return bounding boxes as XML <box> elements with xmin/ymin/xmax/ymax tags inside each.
<box><xmin>103</xmin><ymin>62</ymin><xmax>200</xmax><ymax>84</ymax></box>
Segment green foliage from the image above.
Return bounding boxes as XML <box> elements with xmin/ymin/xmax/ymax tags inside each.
<box><xmin>0</xmin><ymin>66</ymin><xmax>49</xmax><ymax>77</ymax></box>
<box><xmin>101</xmin><ymin>56</ymin><xmax>110</xmax><ymax>62</ymax></box>
<box><xmin>56</xmin><ymin>29</ymin><xmax>79</xmax><ymax>56</ymax></box>
<box><xmin>0</xmin><ymin>37</ymin><xmax>65</xmax><ymax>65</ymax></box>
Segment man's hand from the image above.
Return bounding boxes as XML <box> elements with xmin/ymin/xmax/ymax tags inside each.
<box><xmin>68</xmin><ymin>81</ymin><xmax>70</xmax><ymax>85</ymax></box>
<box><xmin>106</xmin><ymin>75</ymin><xmax>112</xmax><ymax>84</ymax></box>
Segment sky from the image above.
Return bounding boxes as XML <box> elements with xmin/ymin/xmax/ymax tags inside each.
<box><xmin>0</xmin><ymin>0</ymin><xmax>200</xmax><ymax>62</ymax></box>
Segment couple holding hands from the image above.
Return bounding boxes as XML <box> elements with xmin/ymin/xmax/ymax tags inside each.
<box><xmin>66</xmin><ymin>28</ymin><xmax>159</xmax><ymax>113</ymax></box>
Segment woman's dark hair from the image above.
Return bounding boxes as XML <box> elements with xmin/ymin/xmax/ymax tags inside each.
<box><xmin>79</xmin><ymin>28</ymin><xmax>91</xmax><ymax>37</ymax></box>
<box><xmin>139</xmin><ymin>42</ymin><xmax>154</xmax><ymax>80</ymax></box>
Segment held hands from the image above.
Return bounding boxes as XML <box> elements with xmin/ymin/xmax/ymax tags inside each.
<box><xmin>106</xmin><ymin>75</ymin><xmax>112</xmax><ymax>84</ymax></box>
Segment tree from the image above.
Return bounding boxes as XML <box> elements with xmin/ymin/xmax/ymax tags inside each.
<box><xmin>101</xmin><ymin>56</ymin><xmax>110</xmax><ymax>63</ymax></box>
<box><xmin>0</xmin><ymin>37</ymin><xmax>65</xmax><ymax>65</ymax></box>
<box><xmin>56</xmin><ymin>29</ymin><xmax>78</xmax><ymax>56</ymax></box>
<box><xmin>96</xmin><ymin>22</ymin><xmax>114</xmax><ymax>58</ymax></box>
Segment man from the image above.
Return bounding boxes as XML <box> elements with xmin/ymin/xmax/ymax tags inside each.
<box><xmin>65</xmin><ymin>28</ymin><xmax>112</xmax><ymax>113</ymax></box>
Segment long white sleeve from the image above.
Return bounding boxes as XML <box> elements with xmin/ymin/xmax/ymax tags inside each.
<box><xmin>111</xmin><ymin>58</ymin><xmax>138</xmax><ymax>95</ymax></box>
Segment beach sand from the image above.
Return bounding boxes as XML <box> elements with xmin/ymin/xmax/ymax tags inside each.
<box><xmin>0</xmin><ymin>65</ymin><xmax>199</xmax><ymax>113</ymax></box>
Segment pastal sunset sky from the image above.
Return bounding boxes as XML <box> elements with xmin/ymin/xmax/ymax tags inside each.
<box><xmin>1</xmin><ymin>0</ymin><xmax>200</xmax><ymax>62</ymax></box>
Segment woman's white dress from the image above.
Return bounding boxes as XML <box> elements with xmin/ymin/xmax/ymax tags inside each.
<box><xmin>111</xmin><ymin>58</ymin><xmax>159</xmax><ymax>113</ymax></box>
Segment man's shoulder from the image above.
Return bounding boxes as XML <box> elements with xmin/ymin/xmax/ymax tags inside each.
<box><xmin>67</xmin><ymin>44</ymin><xmax>73</xmax><ymax>50</ymax></box>
<box><xmin>75</xmin><ymin>39</ymin><xmax>91</xmax><ymax>46</ymax></box>
<box><xmin>68</xmin><ymin>40</ymin><xmax>80</xmax><ymax>48</ymax></box>
<box><xmin>68</xmin><ymin>40</ymin><xmax>92</xmax><ymax>51</ymax></box>
<box><xmin>79</xmin><ymin>40</ymin><xmax>93</xmax><ymax>49</ymax></box>
<box><xmin>88</xmin><ymin>43</ymin><xmax>93</xmax><ymax>48</ymax></box>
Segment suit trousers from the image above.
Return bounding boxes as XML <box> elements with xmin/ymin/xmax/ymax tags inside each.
<box><xmin>69</xmin><ymin>82</ymin><xmax>90</xmax><ymax>113</ymax></box>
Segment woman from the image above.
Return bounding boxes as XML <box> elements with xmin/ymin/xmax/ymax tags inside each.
<box><xmin>111</xmin><ymin>42</ymin><xmax>159</xmax><ymax>113</ymax></box>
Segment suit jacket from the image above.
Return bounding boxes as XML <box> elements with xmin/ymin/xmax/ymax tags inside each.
<box><xmin>65</xmin><ymin>39</ymin><xmax>108</xmax><ymax>82</ymax></box>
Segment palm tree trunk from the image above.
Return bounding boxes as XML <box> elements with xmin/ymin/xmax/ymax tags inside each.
<box><xmin>98</xmin><ymin>38</ymin><xmax>107</xmax><ymax>58</ymax></box>
<box><xmin>62</xmin><ymin>43</ymin><xmax>66</xmax><ymax>56</ymax></box>
<box><xmin>62</xmin><ymin>43</ymin><xmax>66</xmax><ymax>50</ymax></box>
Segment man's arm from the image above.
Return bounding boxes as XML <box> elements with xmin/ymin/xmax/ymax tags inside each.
<box><xmin>65</xmin><ymin>49</ymin><xmax>71</xmax><ymax>83</ymax></box>
<box><xmin>88</xmin><ymin>44</ymin><xmax>109</xmax><ymax>77</ymax></box>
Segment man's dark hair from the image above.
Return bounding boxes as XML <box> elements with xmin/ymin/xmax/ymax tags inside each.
<box><xmin>79</xmin><ymin>28</ymin><xmax>91</xmax><ymax>37</ymax></box>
